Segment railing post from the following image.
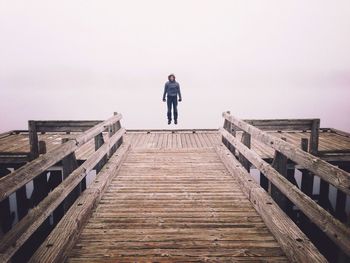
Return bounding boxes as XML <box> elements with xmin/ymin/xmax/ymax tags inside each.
<box><xmin>310</xmin><ymin>119</ymin><xmax>320</xmax><ymax>155</ymax></box>
<box><xmin>238</xmin><ymin>132</ymin><xmax>251</xmax><ymax>171</ymax></box>
<box><xmin>30</xmin><ymin>141</ymin><xmax>49</xmax><ymax>207</ymax></box>
<box><xmin>62</xmin><ymin>138</ymin><xmax>79</xmax><ymax>212</ymax></box>
<box><xmin>0</xmin><ymin>167</ymin><xmax>14</xmax><ymax>237</ymax></box>
<box><xmin>47</xmin><ymin>170</ymin><xmax>64</xmax><ymax>223</ymax></box>
<box><xmin>222</xmin><ymin>111</ymin><xmax>230</xmax><ymax>148</ymax></box>
<box><xmin>28</xmin><ymin>121</ymin><xmax>39</xmax><ymax>160</ymax></box>
<box><xmin>94</xmin><ymin>133</ymin><xmax>107</xmax><ymax>174</ymax></box>
<box><xmin>270</xmin><ymin>138</ymin><xmax>293</xmax><ymax>216</ymax></box>
<box><xmin>300</xmin><ymin>138</ymin><xmax>313</xmax><ymax>196</ymax></box>
<box><xmin>114</xmin><ymin>112</ymin><xmax>123</xmax><ymax>149</ymax></box>
<box><xmin>335</xmin><ymin>164</ymin><xmax>349</xmax><ymax>222</ymax></box>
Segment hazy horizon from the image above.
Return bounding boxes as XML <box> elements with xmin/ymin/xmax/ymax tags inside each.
<box><xmin>1</xmin><ymin>0</ymin><xmax>350</xmax><ymax>132</ymax></box>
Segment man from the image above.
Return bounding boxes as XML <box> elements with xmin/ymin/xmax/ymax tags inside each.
<box><xmin>163</xmin><ymin>73</ymin><xmax>182</xmax><ymax>125</ymax></box>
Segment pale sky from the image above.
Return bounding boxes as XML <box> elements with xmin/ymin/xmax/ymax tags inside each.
<box><xmin>0</xmin><ymin>0</ymin><xmax>349</xmax><ymax>132</ymax></box>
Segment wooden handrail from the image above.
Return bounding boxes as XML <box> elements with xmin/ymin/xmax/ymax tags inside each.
<box><xmin>0</xmin><ymin>127</ymin><xmax>126</xmax><ymax>262</ymax></box>
<box><xmin>34</xmin><ymin>120</ymin><xmax>102</xmax><ymax>132</ymax></box>
<box><xmin>241</xmin><ymin>118</ymin><xmax>319</xmax><ymax>131</ymax></box>
<box><xmin>220</xmin><ymin>127</ymin><xmax>350</xmax><ymax>256</ymax></box>
<box><xmin>222</xmin><ymin>111</ymin><xmax>350</xmax><ymax>195</ymax></box>
<box><xmin>29</xmin><ymin>143</ymin><xmax>131</xmax><ymax>263</ymax></box>
<box><xmin>216</xmin><ymin>144</ymin><xmax>327</xmax><ymax>262</ymax></box>
<box><xmin>0</xmin><ymin>113</ymin><xmax>122</xmax><ymax>203</ymax></box>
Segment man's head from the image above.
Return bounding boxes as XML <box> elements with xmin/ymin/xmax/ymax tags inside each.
<box><xmin>168</xmin><ymin>74</ymin><xmax>175</xmax><ymax>82</ymax></box>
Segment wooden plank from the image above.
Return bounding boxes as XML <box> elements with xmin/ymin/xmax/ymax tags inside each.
<box><xmin>0</xmin><ymin>114</ymin><xmax>123</xmax><ymax>203</ymax></box>
<box><xmin>242</xmin><ymin>119</ymin><xmax>317</xmax><ymax>131</ymax></box>
<box><xmin>270</xmin><ymin>138</ymin><xmax>292</xmax><ymax>216</ymax></box>
<box><xmin>238</xmin><ymin>132</ymin><xmax>251</xmax><ymax>171</ymax></box>
<box><xmin>0</xmin><ymin>129</ymin><xmax>126</xmax><ymax>263</ymax></box>
<box><xmin>310</xmin><ymin>119</ymin><xmax>320</xmax><ymax>155</ymax></box>
<box><xmin>330</xmin><ymin>128</ymin><xmax>350</xmax><ymax>138</ymax></box>
<box><xmin>222</xmin><ymin>112</ymin><xmax>350</xmax><ymax>196</ymax></box>
<box><xmin>220</xmin><ymin>127</ymin><xmax>350</xmax><ymax>256</ymax></box>
<box><xmin>28</xmin><ymin>143</ymin><xmax>131</xmax><ymax>263</ymax></box>
<box><xmin>35</xmin><ymin>121</ymin><xmax>102</xmax><ymax>132</ymax></box>
<box><xmin>28</xmin><ymin>120</ymin><xmax>39</xmax><ymax>160</ymax></box>
<box><xmin>216</xmin><ymin>144</ymin><xmax>327</xmax><ymax>262</ymax></box>
<box><xmin>64</xmin><ymin>147</ymin><xmax>288</xmax><ymax>262</ymax></box>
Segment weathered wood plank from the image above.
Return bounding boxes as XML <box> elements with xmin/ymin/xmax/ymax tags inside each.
<box><xmin>220</xmin><ymin>127</ymin><xmax>350</xmax><ymax>256</ymax></box>
<box><xmin>0</xmin><ymin>114</ymin><xmax>123</xmax><ymax>203</ymax></box>
<box><xmin>64</xmin><ymin>147</ymin><xmax>288</xmax><ymax>262</ymax></box>
<box><xmin>216</xmin><ymin>144</ymin><xmax>327</xmax><ymax>262</ymax></box>
<box><xmin>223</xmin><ymin>112</ymin><xmax>350</xmax><ymax>195</ymax></box>
<box><xmin>0</xmin><ymin>128</ymin><xmax>125</xmax><ymax>262</ymax></box>
<box><xmin>28</xmin><ymin>143</ymin><xmax>131</xmax><ymax>263</ymax></box>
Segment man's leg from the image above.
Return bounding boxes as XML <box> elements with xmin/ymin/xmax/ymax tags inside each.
<box><xmin>167</xmin><ymin>96</ymin><xmax>172</xmax><ymax>123</ymax></box>
<box><xmin>173</xmin><ymin>97</ymin><xmax>178</xmax><ymax>123</ymax></box>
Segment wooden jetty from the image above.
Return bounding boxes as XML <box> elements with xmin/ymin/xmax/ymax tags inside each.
<box><xmin>0</xmin><ymin>112</ymin><xmax>349</xmax><ymax>262</ymax></box>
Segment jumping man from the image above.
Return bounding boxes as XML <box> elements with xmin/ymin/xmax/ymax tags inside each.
<box><xmin>163</xmin><ymin>73</ymin><xmax>182</xmax><ymax>125</ymax></box>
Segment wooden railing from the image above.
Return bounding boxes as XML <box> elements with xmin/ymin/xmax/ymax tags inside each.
<box><xmin>0</xmin><ymin>112</ymin><xmax>129</xmax><ymax>262</ymax></box>
<box><xmin>219</xmin><ymin>111</ymin><xmax>350</xmax><ymax>260</ymax></box>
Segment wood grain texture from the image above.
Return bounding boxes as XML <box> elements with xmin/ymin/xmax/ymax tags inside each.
<box><xmin>216</xmin><ymin>144</ymin><xmax>327</xmax><ymax>262</ymax></box>
<box><xmin>223</xmin><ymin>112</ymin><xmax>350</xmax><ymax>196</ymax></box>
<box><xmin>220</xmin><ymin>127</ymin><xmax>350</xmax><ymax>257</ymax></box>
<box><xmin>1</xmin><ymin>129</ymin><xmax>350</xmax><ymax>162</ymax></box>
<box><xmin>65</xmin><ymin>147</ymin><xmax>288</xmax><ymax>262</ymax></box>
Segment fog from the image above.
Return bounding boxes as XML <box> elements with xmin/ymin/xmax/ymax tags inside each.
<box><xmin>1</xmin><ymin>0</ymin><xmax>349</xmax><ymax>132</ymax></box>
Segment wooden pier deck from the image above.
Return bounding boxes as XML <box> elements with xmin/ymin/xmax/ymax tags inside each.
<box><xmin>67</xmin><ymin>147</ymin><xmax>287</xmax><ymax>262</ymax></box>
<box><xmin>0</xmin><ymin>112</ymin><xmax>349</xmax><ymax>262</ymax></box>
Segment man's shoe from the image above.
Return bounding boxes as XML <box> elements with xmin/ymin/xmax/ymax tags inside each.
<box><xmin>168</xmin><ymin>120</ymin><xmax>171</xmax><ymax>125</ymax></box>
<box><xmin>174</xmin><ymin>120</ymin><xmax>177</xmax><ymax>125</ymax></box>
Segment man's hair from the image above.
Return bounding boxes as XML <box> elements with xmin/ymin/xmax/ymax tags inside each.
<box><xmin>168</xmin><ymin>74</ymin><xmax>175</xmax><ymax>80</ymax></box>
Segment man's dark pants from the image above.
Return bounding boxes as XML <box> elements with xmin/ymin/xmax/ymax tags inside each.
<box><xmin>167</xmin><ymin>95</ymin><xmax>178</xmax><ymax>121</ymax></box>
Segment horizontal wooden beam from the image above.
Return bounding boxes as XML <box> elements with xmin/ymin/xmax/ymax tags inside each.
<box><xmin>126</xmin><ymin>129</ymin><xmax>218</xmax><ymax>133</ymax></box>
<box><xmin>216</xmin><ymin>144</ymin><xmax>327</xmax><ymax>263</ymax></box>
<box><xmin>28</xmin><ymin>143</ymin><xmax>131</xmax><ymax>263</ymax></box>
<box><xmin>223</xmin><ymin>112</ymin><xmax>350</xmax><ymax>195</ymax></box>
<box><xmin>330</xmin><ymin>128</ymin><xmax>350</xmax><ymax>138</ymax></box>
<box><xmin>240</xmin><ymin>118</ymin><xmax>319</xmax><ymax>131</ymax></box>
<box><xmin>220</xmin><ymin>128</ymin><xmax>350</xmax><ymax>256</ymax></box>
<box><xmin>0</xmin><ymin>113</ymin><xmax>122</xmax><ymax>203</ymax></box>
<box><xmin>0</xmin><ymin>128</ymin><xmax>126</xmax><ymax>262</ymax></box>
<box><xmin>33</xmin><ymin>120</ymin><xmax>103</xmax><ymax>133</ymax></box>
<box><xmin>0</xmin><ymin>153</ymin><xmax>30</xmax><ymax>164</ymax></box>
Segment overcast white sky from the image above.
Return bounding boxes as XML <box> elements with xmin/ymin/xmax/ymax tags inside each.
<box><xmin>0</xmin><ymin>0</ymin><xmax>349</xmax><ymax>132</ymax></box>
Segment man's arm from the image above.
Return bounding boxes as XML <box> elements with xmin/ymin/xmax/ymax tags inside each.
<box><xmin>177</xmin><ymin>83</ymin><xmax>182</xmax><ymax>101</ymax></box>
<box><xmin>163</xmin><ymin>83</ymin><xmax>168</xmax><ymax>101</ymax></box>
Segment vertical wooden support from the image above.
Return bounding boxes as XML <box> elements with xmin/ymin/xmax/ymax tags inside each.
<box><xmin>30</xmin><ymin>141</ymin><xmax>49</xmax><ymax>207</ymax></box>
<box><xmin>0</xmin><ymin>167</ymin><xmax>14</xmax><ymax>237</ymax></box>
<box><xmin>94</xmin><ymin>133</ymin><xmax>107</xmax><ymax>174</ymax></box>
<box><xmin>114</xmin><ymin>112</ymin><xmax>123</xmax><ymax>147</ymax></box>
<box><xmin>227</xmin><ymin>120</ymin><xmax>236</xmax><ymax>155</ymax></box>
<box><xmin>299</xmin><ymin>138</ymin><xmax>314</xmax><ymax>233</ymax></box>
<box><xmin>222</xmin><ymin>120</ymin><xmax>229</xmax><ymax>147</ymax></box>
<box><xmin>270</xmin><ymin>138</ymin><xmax>292</xmax><ymax>216</ymax></box>
<box><xmin>16</xmin><ymin>186</ymin><xmax>29</xmax><ymax>221</ymax></box>
<box><xmin>229</xmin><ymin>125</ymin><xmax>237</xmax><ymax>156</ymax></box>
<box><xmin>300</xmin><ymin>138</ymin><xmax>313</xmax><ymax>197</ymax></box>
<box><xmin>309</xmin><ymin>119</ymin><xmax>320</xmax><ymax>155</ymax></box>
<box><xmin>12</xmin><ymin>164</ymin><xmax>30</xmax><ymax>221</ymax></box>
<box><xmin>238</xmin><ymin>132</ymin><xmax>251</xmax><ymax>171</ymax></box>
<box><xmin>47</xmin><ymin>170</ymin><xmax>64</xmax><ymax>224</ymax></box>
<box><xmin>28</xmin><ymin>121</ymin><xmax>39</xmax><ymax>160</ymax></box>
<box><xmin>62</xmin><ymin>138</ymin><xmax>79</xmax><ymax>212</ymax></box>
<box><xmin>319</xmin><ymin>178</ymin><xmax>331</xmax><ymax>211</ymax></box>
<box><xmin>335</xmin><ymin>164</ymin><xmax>349</xmax><ymax>222</ymax></box>
<box><xmin>108</xmin><ymin>124</ymin><xmax>115</xmax><ymax>157</ymax></box>
<box><xmin>259</xmin><ymin>172</ymin><xmax>269</xmax><ymax>191</ymax></box>
<box><xmin>222</xmin><ymin>111</ymin><xmax>230</xmax><ymax>149</ymax></box>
